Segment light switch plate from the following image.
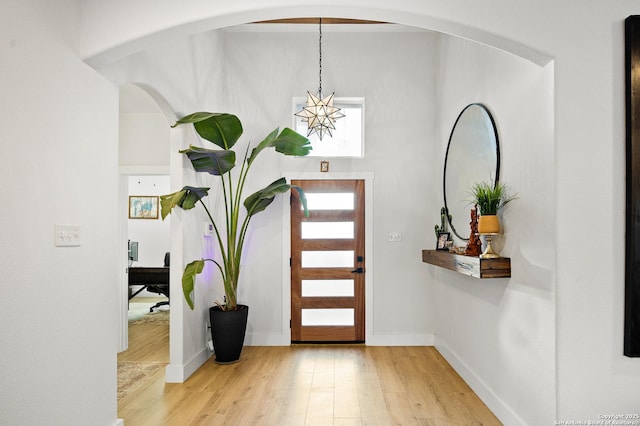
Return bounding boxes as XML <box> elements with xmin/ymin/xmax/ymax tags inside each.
<box><xmin>54</xmin><ymin>224</ymin><xmax>82</xmax><ymax>247</ymax></box>
<box><xmin>203</xmin><ymin>222</ymin><xmax>214</xmax><ymax>236</ymax></box>
<box><xmin>388</xmin><ymin>232</ymin><xmax>402</xmax><ymax>242</ymax></box>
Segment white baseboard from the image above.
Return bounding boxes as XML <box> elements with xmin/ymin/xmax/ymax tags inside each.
<box><xmin>164</xmin><ymin>348</ymin><xmax>211</xmax><ymax>383</ymax></box>
<box><xmin>112</xmin><ymin>419</ymin><xmax>124</xmax><ymax>426</ymax></box>
<box><xmin>245</xmin><ymin>331</ymin><xmax>289</xmax><ymax>346</ymax></box>
<box><xmin>244</xmin><ymin>332</ymin><xmax>434</xmax><ymax>346</ymax></box>
<box><xmin>434</xmin><ymin>337</ymin><xmax>523</xmax><ymax>426</ymax></box>
<box><xmin>366</xmin><ymin>333</ymin><xmax>434</xmax><ymax>346</ymax></box>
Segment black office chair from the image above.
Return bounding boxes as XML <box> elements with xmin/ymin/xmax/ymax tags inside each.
<box><xmin>148</xmin><ymin>252</ymin><xmax>170</xmax><ymax>312</ymax></box>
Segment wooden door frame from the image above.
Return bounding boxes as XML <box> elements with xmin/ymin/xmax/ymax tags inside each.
<box><xmin>281</xmin><ymin>172</ymin><xmax>374</xmax><ymax>345</ymax></box>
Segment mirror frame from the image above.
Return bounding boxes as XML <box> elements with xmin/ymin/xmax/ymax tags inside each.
<box><xmin>442</xmin><ymin>103</ymin><xmax>501</xmax><ymax>240</ymax></box>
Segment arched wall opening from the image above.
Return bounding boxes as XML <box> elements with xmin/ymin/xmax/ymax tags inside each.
<box><xmin>81</xmin><ymin>6</ymin><xmax>553</xmax><ymax>68</ymax></box>
<box><xmin>99</xmin><ymin>7</ymin><xmax>556</xmax><ymax>424</ymax></box>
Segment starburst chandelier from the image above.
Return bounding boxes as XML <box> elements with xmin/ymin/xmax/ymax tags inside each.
<box><xmin>295</xmin><ymin>18</ymin><xmax>344</xmax><ymax>141</ymax></box>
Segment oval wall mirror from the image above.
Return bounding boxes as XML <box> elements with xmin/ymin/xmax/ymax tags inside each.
<box><xmin>443</xmin><ymin>103</ymin><xmax>500</xmax><ymax>240</ymax></box>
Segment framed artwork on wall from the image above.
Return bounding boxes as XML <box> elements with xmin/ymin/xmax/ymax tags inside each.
<box><xmin>128</xmin><ymin>196</ymin><xmax>159</xmax><ymax>219</ymax></box>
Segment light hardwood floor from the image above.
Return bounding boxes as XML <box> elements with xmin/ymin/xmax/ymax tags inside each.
<box><xmin>118</xmin><ymin>311</ymin><xmax>500</xmax><ymax>425</ymax></box>
<box><xmin>118</xmin><ymin>317</ymin><xmax>169</xmax><ymax>364</ymax></box>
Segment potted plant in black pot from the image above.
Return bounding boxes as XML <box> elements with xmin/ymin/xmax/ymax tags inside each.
<box><xmin>160</xmin><ymin>112</ymin><xmax>311</xmax><ymax>363</ymax></box>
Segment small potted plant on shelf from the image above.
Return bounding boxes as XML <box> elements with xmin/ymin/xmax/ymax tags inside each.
<box><xmin>160</xmin><ymin>112</ymin><xmax>311</xmax><ymax>363</ymax></box>
<box><xmin>470</xmin><ymin>179</ymin><xmax>517</xmax><ymax>234</ymax></box>
<box><xmin>434</xmin><ymin>206</ymin><xmax>452</xmax><ymax>250</ymax></box>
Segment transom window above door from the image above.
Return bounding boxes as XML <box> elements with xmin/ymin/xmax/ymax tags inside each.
<box><xmin>293</xmin><ymin>97</ymin><xmax>365</xmax><ymax>158</ymax></box>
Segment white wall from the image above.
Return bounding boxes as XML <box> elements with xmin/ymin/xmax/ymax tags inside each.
<box><xmin>119</xmin><ymin>114</ymin><xmax>170</xmax><ymax>169</ymax></box>
<box><xmin>433</xmin><ymin>36</ymin><xmax>555</xmax><ymax>425</ymax></box>
<box><xmin>552</xmin><ymin>4</ymin><xmax>640</xmax><ymax>420</ymax></box>
<box><xmin>0</xmin><ymin>1</ymin><xmax>120</xmax><ymax>425</ymax></box>
<box><xmin>118</xmin><ymin>81</ymin><xmax>171</xmax><ymax>171</ymax></box>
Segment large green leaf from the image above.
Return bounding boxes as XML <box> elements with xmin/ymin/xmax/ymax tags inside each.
<box><xmin>180</xmin><ymin>145</ymin><xmax>236</xmax><ymax>176</ymax></box>
<box><xmin>247</xmin><ymin>127</ymin><xmax>311</xmax><ymax>166</ymax></box>
<box><xmin>182</xmin><ymin>259</ymin><xmax>205</xmax><ymax>310</ymax></box>
<box><xmin>159</xmin><ymin>186</ymin><xmax>210</xmax><ymax>219</ymax></box>
<box><xmin>172</xmin><ymin>112</ymin><xmax>243</xmax><ymax>149</ymax></box>
<box><xmin>247</xmin><ymin>128</ymin><xmax>278</xmax><ymax>166</ymax></box>
<box><xmin>291</xmin><ymin>185</ymin><xmax>308</xmax><ymax>217</ymax></box>
<box><xmin>244</xmin><ymin>177</ymin><xmax>292</xmax><ymax>217</ymax></box>
<box><xmin>171</xmin><ymin>112</ymin><xmax>216</xmax><ymax>126</ymax></box>
<box><xmin>242</xmin><ymin>178</ymin><xmax>308</xmax><ymax>217</ymax></box>
<box><xmin>274</xmin><ymin>128</ymin><xmax>313</xmax><ymax>156</ymax></box>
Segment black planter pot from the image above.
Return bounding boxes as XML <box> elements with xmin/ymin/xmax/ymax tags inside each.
<box><xmin>209</xmin><ymin>304</ymin><xmax>249</xmax><ymax>364</ymax></box>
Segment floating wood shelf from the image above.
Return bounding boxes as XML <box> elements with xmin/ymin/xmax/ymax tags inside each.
<box><xmin>422</xmin><ymin>250</ymin><xmax>511</xmax><ymax>279</ymax></box>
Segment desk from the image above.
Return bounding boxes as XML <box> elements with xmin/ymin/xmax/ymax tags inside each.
<box><xmin>128</xmin><ymin>266</ymin><xmax>170</xmax><ymax>311</ymax></box>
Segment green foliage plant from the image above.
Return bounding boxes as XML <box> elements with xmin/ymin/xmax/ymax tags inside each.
<box><xmin>470</xmin><ymin>180</ymin><xmax>518</xmax><ymax>215</ymax></box>
<box><xmin>160</xmin><ymin>112</ymin><xmax>311</xmax><ymax>311</ymax></box>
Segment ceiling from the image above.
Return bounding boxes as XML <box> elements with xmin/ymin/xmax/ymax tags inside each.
<box><xmin>119</xmin><ymin>18</ymin><xmax>407</xmax><ymax>114</ymax></box>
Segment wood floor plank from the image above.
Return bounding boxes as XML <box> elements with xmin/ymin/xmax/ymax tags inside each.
<box><xmin>306</xmin><ymin>391</ymin><xmax>334</xmax><ymax>425</ymax></box>
<box><xmin>375</xmin><ymin>346</ymin><xmax>409</xmax><ymax>393</ymax></box>
<box><xmin>258</xmin><ymin>388</ymin><xmax>309</xmax><ymax>426</ymax></box>
<box><xmin>334</xmin><ymin>419</ymin><xmax>364</xmax><ymax>426</ymax></box>
<box><xmin>356</xmin><ymin>370</ymin><xmax>393</xmax><ymax>425</ymax></box>
<box><xmin>118</xmin><ymin>367</ymin><xmax>167</xmax><ymax>410</ymax></box>
<box><xmin>334</xmin><ymin>358</ymin><xmax>360</xmax><ymax>419</ymax></box>
<box><xmin>384</xmin><ymin>391</ymin><xmax>420</xmax><ymax>426</ymax></box>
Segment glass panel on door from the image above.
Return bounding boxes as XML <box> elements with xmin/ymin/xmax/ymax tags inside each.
<box><xmin>301</xmin><ymin>279</ymin><xmax>355</xmax><ymax>297</ymax></box>
<box><xmin>301</xmin><ymin>308</ymin><xmax>355</xmax><ymax>326</ymax></box>
<box><xmin>305</xmin><ymin>193</ymin><xmax>354</xmax><ymax>210</ymax></box>
<box><xmin>301</xmin><ymin>250</ymin><xmax>354</xmax><ymax>268</ymax></box>
<box><xmin>301</xmin><ymin>221</ymin><xmax>354</xmax><ymax>239</ymax></box>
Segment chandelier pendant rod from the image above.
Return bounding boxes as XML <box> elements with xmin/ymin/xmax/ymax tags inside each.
<box><xmin>318</xmin><ymin>17</ymin><xmax>323</xmax><ymax>97</ymax></box>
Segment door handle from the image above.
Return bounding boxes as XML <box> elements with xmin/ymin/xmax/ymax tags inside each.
<box><xmin>351</xmin><ymin>267</ymin><xmax>364</xmax><ymax>274</ymax></box>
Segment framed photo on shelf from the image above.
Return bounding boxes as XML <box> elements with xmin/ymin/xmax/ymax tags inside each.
<box><xmin>128</xmin><ymin>196</ymin><xmax>159</xmax><ymax>219</ymax></box>
<box><xmin>436</xmin><ymin>232</ymin><xmax>450</xmax><ymax>251</ymax></box>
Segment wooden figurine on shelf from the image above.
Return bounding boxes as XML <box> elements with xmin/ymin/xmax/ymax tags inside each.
<box><xmin>465</xmin><ymin>206</ymin><xmax>482</xmax><ymax>257</ymax></box>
